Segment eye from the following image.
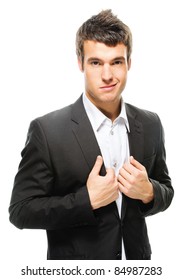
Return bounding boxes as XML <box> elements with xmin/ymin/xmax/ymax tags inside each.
<box><xmin>113</xmin><ymin>60</ymin><xmax>123</xmax><ymax>65</ymax></box>
<box><xmin>91</xmin><ymin>61</ymin><xmax>100</xmax><ymax>66</ymax></box>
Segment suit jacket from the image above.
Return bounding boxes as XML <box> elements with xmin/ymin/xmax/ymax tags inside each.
<box><xmin>9</xmin><ymin>95</ymin><xmax>174</xmax><ymax>260</ymax></box>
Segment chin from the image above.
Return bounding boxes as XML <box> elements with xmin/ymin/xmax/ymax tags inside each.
<box><xmin>100</xmin><ymin>93</ymin><xmax>120</xmax><ymax>103</ymax></box>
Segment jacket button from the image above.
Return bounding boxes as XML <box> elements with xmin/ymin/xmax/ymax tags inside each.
<box><xmin>116</xmin><ymin>252</ymin><xmax>121</xmax><ymax>259</ymax></box>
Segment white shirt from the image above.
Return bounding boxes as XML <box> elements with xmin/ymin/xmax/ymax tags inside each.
<box><xmin>82</xmin><ymin>93</ymin><xmax>130</xmax><ymax>259</ymax></box>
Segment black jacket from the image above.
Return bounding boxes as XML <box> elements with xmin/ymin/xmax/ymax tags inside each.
<box><xmin>9</xmin><ymin>95</ymin><xmax>174</xmax><ymax>260</ymax></box>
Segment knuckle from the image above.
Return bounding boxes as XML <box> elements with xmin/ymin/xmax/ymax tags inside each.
<box><xmin>130</xmin><ymin>177</ymin><xmax>135</xmax><ymax>185</ymax></box>
<box><xmin>135</xmin><ymin>171</ymin><xmax>140</xmax><ymax>178</ymax></box>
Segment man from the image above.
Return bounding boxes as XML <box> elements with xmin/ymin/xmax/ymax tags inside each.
<box><xmin>9</xmin><ymin>10</ymin><xmax>174</xmax><ymax>260</ymax></box>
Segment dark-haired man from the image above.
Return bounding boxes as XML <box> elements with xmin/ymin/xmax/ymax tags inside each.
<box><xmin>9</xmin><ymin>10</ymin><xmax>173</xmax><ymax>260</ymax></box>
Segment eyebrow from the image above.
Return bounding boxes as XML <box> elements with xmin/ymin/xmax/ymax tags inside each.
<box><xmin>87</xmin><ymin>56</ymin><xmax>126</xmax><ymax>63</ymax></box>
<box><xmin>87</xmin><ymin>57</ymin><xmax>101</xmax><ymax>62</ymax></box>
<box><xmin>112</xmin><ymin>56</ymin><xmax>126</xmax><ymax>62</ymax></box>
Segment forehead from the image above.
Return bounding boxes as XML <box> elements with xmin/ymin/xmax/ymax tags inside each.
<box><xmin>83</xmin><ymin>40</ymin><xmax>127</xmax><ymax>61</ymax></box>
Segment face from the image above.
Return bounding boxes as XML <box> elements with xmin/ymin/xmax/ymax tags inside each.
<box><xmin>78</xmin><ymin>40</ymin><xmax>131</xmax><ymax>109</ymax></box>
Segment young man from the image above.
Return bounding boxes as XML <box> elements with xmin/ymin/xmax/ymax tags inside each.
<box><xmin>9</xmin><ymin>10</ymin><xmax>174</xmax><ymax>260</ymax></box>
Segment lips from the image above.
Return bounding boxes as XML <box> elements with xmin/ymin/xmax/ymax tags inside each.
<box><xmin>99</xmin><ymin>83</ymin><xmax>117</xmax><ymax>91</ymax></box>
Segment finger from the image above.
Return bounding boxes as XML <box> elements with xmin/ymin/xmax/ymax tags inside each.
<box><xmin>122</xmin><ymin>162</ymin><xmax>136</xmax><ymax>175</ymax></box>
<box><xmin>119</xmin><ymin>167</ymin><xmax>132</xmax><ymax>181</ymax></box>
<box><xmin>118</xmin><ymin>174</ymin><xmax>130</xmax><ymax>189</ymax></box>
<box><xmin>90</xmin><ymin>155</ymin><xmax>103</xmax><ymax>176</ymax></box>
<box><xmin>130</xmin><ymin>156</ymin><xmax>145</xmax><ymax>171</ymax></box>
<box><xmin>118</xmin><ymin>182</ymin><xmax>129</xmax><ymax>195</ymax></box>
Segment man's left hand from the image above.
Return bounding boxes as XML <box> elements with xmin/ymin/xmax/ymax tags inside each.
<box><xmin>118</xmin><ymin>156</ymin><xmax>154</xmax><ymax>204</ymax></box>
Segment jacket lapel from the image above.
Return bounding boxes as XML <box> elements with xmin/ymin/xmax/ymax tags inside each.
<box><xmin>125</xmin><ymin>104</ymin><xmax>144</xmax><ymax>163</ymax></box>
<box><xmin>121</xmin><ymin>104</ymin><xmax>144</xmax><ymax>223</ymax></box>
<box><xmin>70</xmin><ymin>95</ymin><xmax>105</xmax><ymax>175</ymax></box>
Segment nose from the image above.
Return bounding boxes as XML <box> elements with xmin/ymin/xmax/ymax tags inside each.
<box><xmin>101</xmin><ymin>64</ymin><xmax>113</xmax><ymax>83</ymax></box>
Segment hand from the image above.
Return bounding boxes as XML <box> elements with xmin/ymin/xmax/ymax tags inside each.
<box><xmin>87</xmin><ymin>156</ymin><xmax>119</xmax><ymax>209</ymax></box>
<box><xmin>118</xmin><ymin>156</ymin><xmax>154</xmax><ymax>204</ymax></box>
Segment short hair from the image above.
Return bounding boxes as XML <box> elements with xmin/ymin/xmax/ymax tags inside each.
<box><xmin>76</xmin><ymin>9</ymin><xmax>132</xmax><ymax>65</ymax></box>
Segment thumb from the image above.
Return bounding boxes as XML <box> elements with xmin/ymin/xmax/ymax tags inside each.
<box><xmin>90</xmin><ymin>156</ymin><xmax>103</xmax><ymax>176</ymax></box>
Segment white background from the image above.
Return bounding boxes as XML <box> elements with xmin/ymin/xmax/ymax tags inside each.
<box><xmin>0</xmin><ymin>0</ymin><xmax>181</xmax><ymax>279</ymax></box>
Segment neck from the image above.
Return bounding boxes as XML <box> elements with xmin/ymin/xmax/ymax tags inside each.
<box><xmin>97</xmin><ymin>100</ymin><xmax>122</xmax><ymax>122</ymax></box>
<box><xmin>85</xmin><ymin>92</ymin><xmax>123</xmax><ymax>122</ymax></box>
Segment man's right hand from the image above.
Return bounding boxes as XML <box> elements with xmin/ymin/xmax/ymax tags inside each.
<box><xmin>87</xmin><ymin>156</ymin><xmax>119</xmax><ymax>210</ymax></box>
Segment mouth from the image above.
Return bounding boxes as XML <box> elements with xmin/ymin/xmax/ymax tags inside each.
<box><xmin>99</xmin><ymin>83</ymin><xmax>117</xmax><ymax>91</ymax></box>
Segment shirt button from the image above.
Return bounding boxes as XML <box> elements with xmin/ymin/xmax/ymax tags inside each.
<box><xmin>113</xmin><ymin>162</ymin><xmax>117</xmax><ymax>168</ymax></box>
<box><xmin>110</xmin><ymin>130</ymin><xmax>114</xmax><ymax>135</ymax></box>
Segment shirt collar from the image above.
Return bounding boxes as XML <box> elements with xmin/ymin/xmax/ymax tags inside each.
<box><xmin>82</xmin><ymin>93</ymin><xmax>130</xmax><ymax>132</ymax></box>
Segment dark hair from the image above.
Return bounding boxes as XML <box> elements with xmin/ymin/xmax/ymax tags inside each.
<box><xmin>76</xmin><ymin>9</ymin><xmax>132</xmax><ymax>65</ymax></box>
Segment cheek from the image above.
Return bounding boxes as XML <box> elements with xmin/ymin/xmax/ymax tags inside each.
<box><xmin>85</xmin><ymin>70</ymin><xmax>100</xmax><ymax>86</ymax></box>
<box><xmin>114</xmin><ymin>67</ymin><xmax>128</xmax><ymax>79</ymax></box>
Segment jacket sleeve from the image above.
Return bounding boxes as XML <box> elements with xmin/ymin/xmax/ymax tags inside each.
<box><xmin>139</xmin><ymin>115</ymin><xmax>174</xmax><ymax>216</ymax></box>
<box><xmin>9</xmin><ymin>120</ymin><xmax>97</xmax><ymax>230</ymax></box>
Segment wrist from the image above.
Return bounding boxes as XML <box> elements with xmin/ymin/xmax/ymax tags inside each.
<box><xmin>142</xmin><ymin>182</ymin><xmax>154</xmax><ymax>204</ymax></box>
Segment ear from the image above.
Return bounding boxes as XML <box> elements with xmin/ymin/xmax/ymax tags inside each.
<box><xmin>127</xmin><ymin>58</ymin><xmax>131</xmax><ymax>70</ymax></box>
<box><xmin>77</xmin><ymin>57</ymin><xmax>84</xmax><ymax>72</ymax></box>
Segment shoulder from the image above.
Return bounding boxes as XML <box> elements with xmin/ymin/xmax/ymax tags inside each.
<box><xmin>32</xmin><ymin>95</ymin><xmax>84</xmax><ymax>127</ymax></box>
<box><xmin>125</xmin><ymin>103</ymin><xmax>160</xmax><ymax>124</ymax></box>
<box><xmin>38</xmin><ymin>104</ymin><xmax>72</xmax><ymax>125</ymax></box>
<box><xmin>28</xmin><ymin>95</ymin><xmax>84</xmax><ymax>138</ymax></box>
<box><xmin>26</xmin><ymin>104</ymin><xmax>73</xmax><ymax>143</ymax></box>
<box><xmin>125</xmin><ymin>103</ymin><xmax>164</xmax><ymax>141</ymax></box>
